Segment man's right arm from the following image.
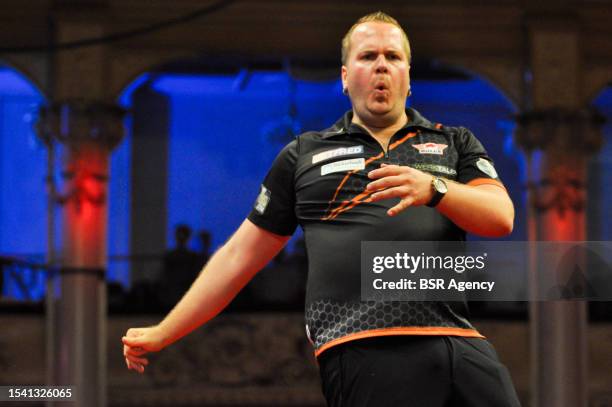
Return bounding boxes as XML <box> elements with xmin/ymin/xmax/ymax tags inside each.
<box><xmin>122</xmin><ymin>218</ymin><xmax>290</xmax><ymax>373</ymax></box>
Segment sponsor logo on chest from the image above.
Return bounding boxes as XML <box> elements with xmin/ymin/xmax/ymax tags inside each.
<box><xmin>312</xmin><ymin>145</ymin><xmax>363</xmax><ymax>164</ymax></box>
<box><xmin>412</xmin><ymin>142</ymin><xmax>448</xmax><ymax>155</ymax></box>
<box><xmin>321</xmin><ymin>158</ymin><xmax>365</xmax><ymax>176</ymax></box>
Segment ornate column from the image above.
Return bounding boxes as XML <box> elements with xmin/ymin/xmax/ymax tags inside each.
<box><xmin>130</xmin><ymin>83</ymin><xmax>170</xmax><ymax>287</ymax></box>
<box><xmin>36</xmin><ymin>101</ymin><xmax>125</xmax><ymax>407</ymax></box>
<box><xmin>517</xmin><ymin>12</ymin><xmax>606</xmax><ymax>406</ymax></box>
<box><xmin>515</xmin><ymin>108</ymin><xmax>604</xmax><ymax>407</ymax></box>
<box><xmin>34</xmin><ymin>7</ymin><xmax>125</xmax><ymax>405</ymax></box>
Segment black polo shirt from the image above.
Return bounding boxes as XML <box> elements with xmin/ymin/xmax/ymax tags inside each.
<box><xmin>248</xmin><ymin>108</ymin><xmax>505</xmax><ymax>357</ymax></box>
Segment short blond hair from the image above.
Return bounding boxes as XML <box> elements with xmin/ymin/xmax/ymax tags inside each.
<box><xmin>341</xmin><ymin>11</ymin><xmax>411</xmax><ymax>65</ymax></box>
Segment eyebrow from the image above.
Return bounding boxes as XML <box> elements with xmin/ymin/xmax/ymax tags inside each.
<box><xmin>357</xmin><ymin>47</ymin><xmax>402</xmax><ymax>53</ymax></box>
<box><xmin>357</xmin><ymin>48</ymin><xmax>403</xmax><ymax>57</ymax></box>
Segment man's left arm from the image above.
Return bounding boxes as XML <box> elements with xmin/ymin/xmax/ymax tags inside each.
<box><xmin>435</xmin><ymin>181</ymin><xmax>513</xmax><ymax>237</ymax></box>
<box><xmin>366</xmin><ymin>164</ymin><xmax>514</xmax><ymax>238</ymax></box>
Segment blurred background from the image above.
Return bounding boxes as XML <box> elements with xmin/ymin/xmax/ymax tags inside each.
<box><xmin>0</xmin><ymin>0</ymin><xmax>611</xmax><ymax>406</ymax></box>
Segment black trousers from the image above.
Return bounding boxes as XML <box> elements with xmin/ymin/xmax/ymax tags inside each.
<box><xmin>318</xmin><ymin>336</ymin><xmax>521</xmax><ymax>407</ymax></box>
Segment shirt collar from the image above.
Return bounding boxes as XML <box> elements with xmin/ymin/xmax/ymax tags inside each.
<box><xmin>320</xmin><ymin>107</ymin><xmax>445</xmax><ymax>139</ymax></box>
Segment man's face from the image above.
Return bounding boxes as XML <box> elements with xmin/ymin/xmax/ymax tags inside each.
<box><xmin>342</xmin><ymin>22</ymin><xmax>410</xmax><ymax>126</ymax></box>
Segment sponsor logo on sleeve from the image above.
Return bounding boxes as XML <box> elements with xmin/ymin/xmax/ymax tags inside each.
<box><xmin>312</xmin><ymin>145</ymin><xmax>363</xmax><ymax>164</ymax></box>
<box><xmin>476</xmin><ymin>158</ymin><xmax>498</xmax><ymax>178</ymax></box>
<box><xmin>254</xmin><ymin>185</ymin><xmax>271</xmax><ymax>214</ymax></box>
<box><xmin>412</xmin><ymin>163</ymin><xmax>457</xmax><ymax>176</ymax></box>
<box><xmin>412</xmin><ymin>142</ymin><xmax>448</xmax><ymax>155</ymax></box>
<box><xmin>321</xmin><ymin>158</ymin><xmax>365</xmax><ymax>176</ymax></box>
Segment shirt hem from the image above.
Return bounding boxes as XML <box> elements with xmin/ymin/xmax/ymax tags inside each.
<box><xmin>313</xmin><ymin>327</ymin><xmax>485</xmax><ymax>358</ymax></box>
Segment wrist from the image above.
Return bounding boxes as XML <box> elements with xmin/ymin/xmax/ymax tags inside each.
<box><xmin>153</xmin><ymin>324</ymin><xmax>172</xmax><ymax>349</ymax></box>
<box><xmin>426</xmin><ymin>176</ymin><xmax>448</xmax><ymax>208</ymax></box>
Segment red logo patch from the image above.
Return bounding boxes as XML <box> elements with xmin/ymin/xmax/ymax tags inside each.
<box><xmin>412</xmin><ymin>143</ymin><xmax>448</xmax><ymax>155</ymax></box>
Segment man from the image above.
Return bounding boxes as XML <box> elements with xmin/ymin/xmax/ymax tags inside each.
<box><xmin>160</xmin><ymin>224</ymin><xmax>200</xmax><ymax>309</ymax></box>
<box><xmin>123</xmin><ymin>11</ymin><xmax>520</xmax><ymax>407</ymax></box>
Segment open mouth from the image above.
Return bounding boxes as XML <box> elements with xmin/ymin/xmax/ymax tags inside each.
<box><xmin>374</xmin><ymin>82</ymin><xmax>389</xmax><ymax>92</ymax></box>
<box><xmin>374</xmin><ymin>86</ymin><xmax>389</xmax><ymax>96</ymax></box>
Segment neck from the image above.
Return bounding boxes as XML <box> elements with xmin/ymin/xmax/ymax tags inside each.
<box><xmin>352</xmin><ymin>110</ymin><xmax>409</xmax><ymax>145</ymax></box>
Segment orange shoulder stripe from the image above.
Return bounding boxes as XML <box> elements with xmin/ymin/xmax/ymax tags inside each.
<box><xmin>467</xmin><ymin>178</ymin><xmax>506</xmax><ymax>191</ymax></box>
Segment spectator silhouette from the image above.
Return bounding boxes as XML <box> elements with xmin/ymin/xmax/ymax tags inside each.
<box><xmin>0</xmin><ymin>257</ymin><xmax>5</xmax><ymax>298</ymax></box>
<box><xmin>160</xmin><ymin>224</ymin><xmax>200</xmax><ymax>310</ymax></box>
<box><xmin>197</xmin><ymin>230</ymin><xmax>212</xmax><ymax>269</ymax></box>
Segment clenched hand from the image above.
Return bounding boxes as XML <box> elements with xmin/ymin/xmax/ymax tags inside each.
<box><xmin>122</xmin><ymin>326</ymin><xmax>166</xmax><ymax>374</ymax></box>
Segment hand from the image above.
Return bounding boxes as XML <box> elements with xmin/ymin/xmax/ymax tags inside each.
<box><xmin>122</xmin><ymin>325</ymin><xmax>166</xmax><ymax>374</ymax></box>
<box><xmin>366</xmin><ymin>163</ymin><xmax>434</xmax><ymax>216</ymax></box>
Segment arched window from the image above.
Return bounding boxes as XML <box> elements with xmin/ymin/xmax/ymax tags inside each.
<box><xmin>0</xmin><ymin>64</ymin><xmax>46</xmax><ymax>300</ymax></box>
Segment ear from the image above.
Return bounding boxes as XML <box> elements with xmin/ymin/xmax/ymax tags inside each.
<box><xmin>341</xmin><ymin>65</ymin><xmax>348</xmax><ymax>90</ymax></box>
<box><xmin>406</xmin><ymin>65</ymin><xmax>412</xmax><ymax>97</ymax></box>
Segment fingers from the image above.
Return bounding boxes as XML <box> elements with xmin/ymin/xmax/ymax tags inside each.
<box><xmin>125</xmin><ymin>358</ymin><xmax>145</xmax><ymax>374</ymax></box>
<box><xmin>124</xmin><ymin>344</ymin><xmax>147</xmax><ymax>374</ymax></box>
<box><xmin>123</xmin><ymin>328</ymin><xmax>153</xmax><ymax>373</ymax></box>
<box><xmin>125</xmin><ymin>353</ymin><xmax>149</xmax><ymax>366</ymax></box>
<box><xmin>366</xmin><ymin>168</ymin><xmax>415</xmax><ymax>216</ymax></box>
<box><xmin>122</xmin><ymin>336</ymin><xmax>146</xmax><ymax>350</ymax></box>
<box><xmin>123</xmin><ymin>342</ymin><xmax>148</xmax><ymax>357</ymax></box>
<box><xmin>367</xmin><ymin>164</ymin><xmax>417</xmax><ymax>191</ymax></box>
<box><xmin>366</xmin><ymin>164</ymin><xmax>433</xmax><ymax>212</ymax></box>
<box><xmin>368</xmin><ymin>164</ymin><xmax>409</xmax><ymax>179</ymax></box>
<box><xmin>123</xmin><ymin>329</ymin><xmax>146</xmax><ymax>346</ymax></box>
<box><xmin>369</xmin><ymin>186</ymin><xmax>412</xmax><ymax>202</ymax></box>
<box><xmin>125</xmin><ymin>328</ymin><xmax>144</xmax><ymax>339</ymax></box>
<box><xmin>388</xmin><ymin>198</ymin><xmax>414</xmax><ymax>216</ymax></box>
<box><xmin>366</xmin><ymin>175</ymin><xmax>407</xmax><ymax>192</ymax></box>
<box><xmin>369</xmin><ymin>185</ymin><xmax>415</xmax><ymax>216</ymax></box>
<box><xmin>122</xmin><ymin>333</ymin><xmax>139</xmax><ymax>346</ymax></box>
